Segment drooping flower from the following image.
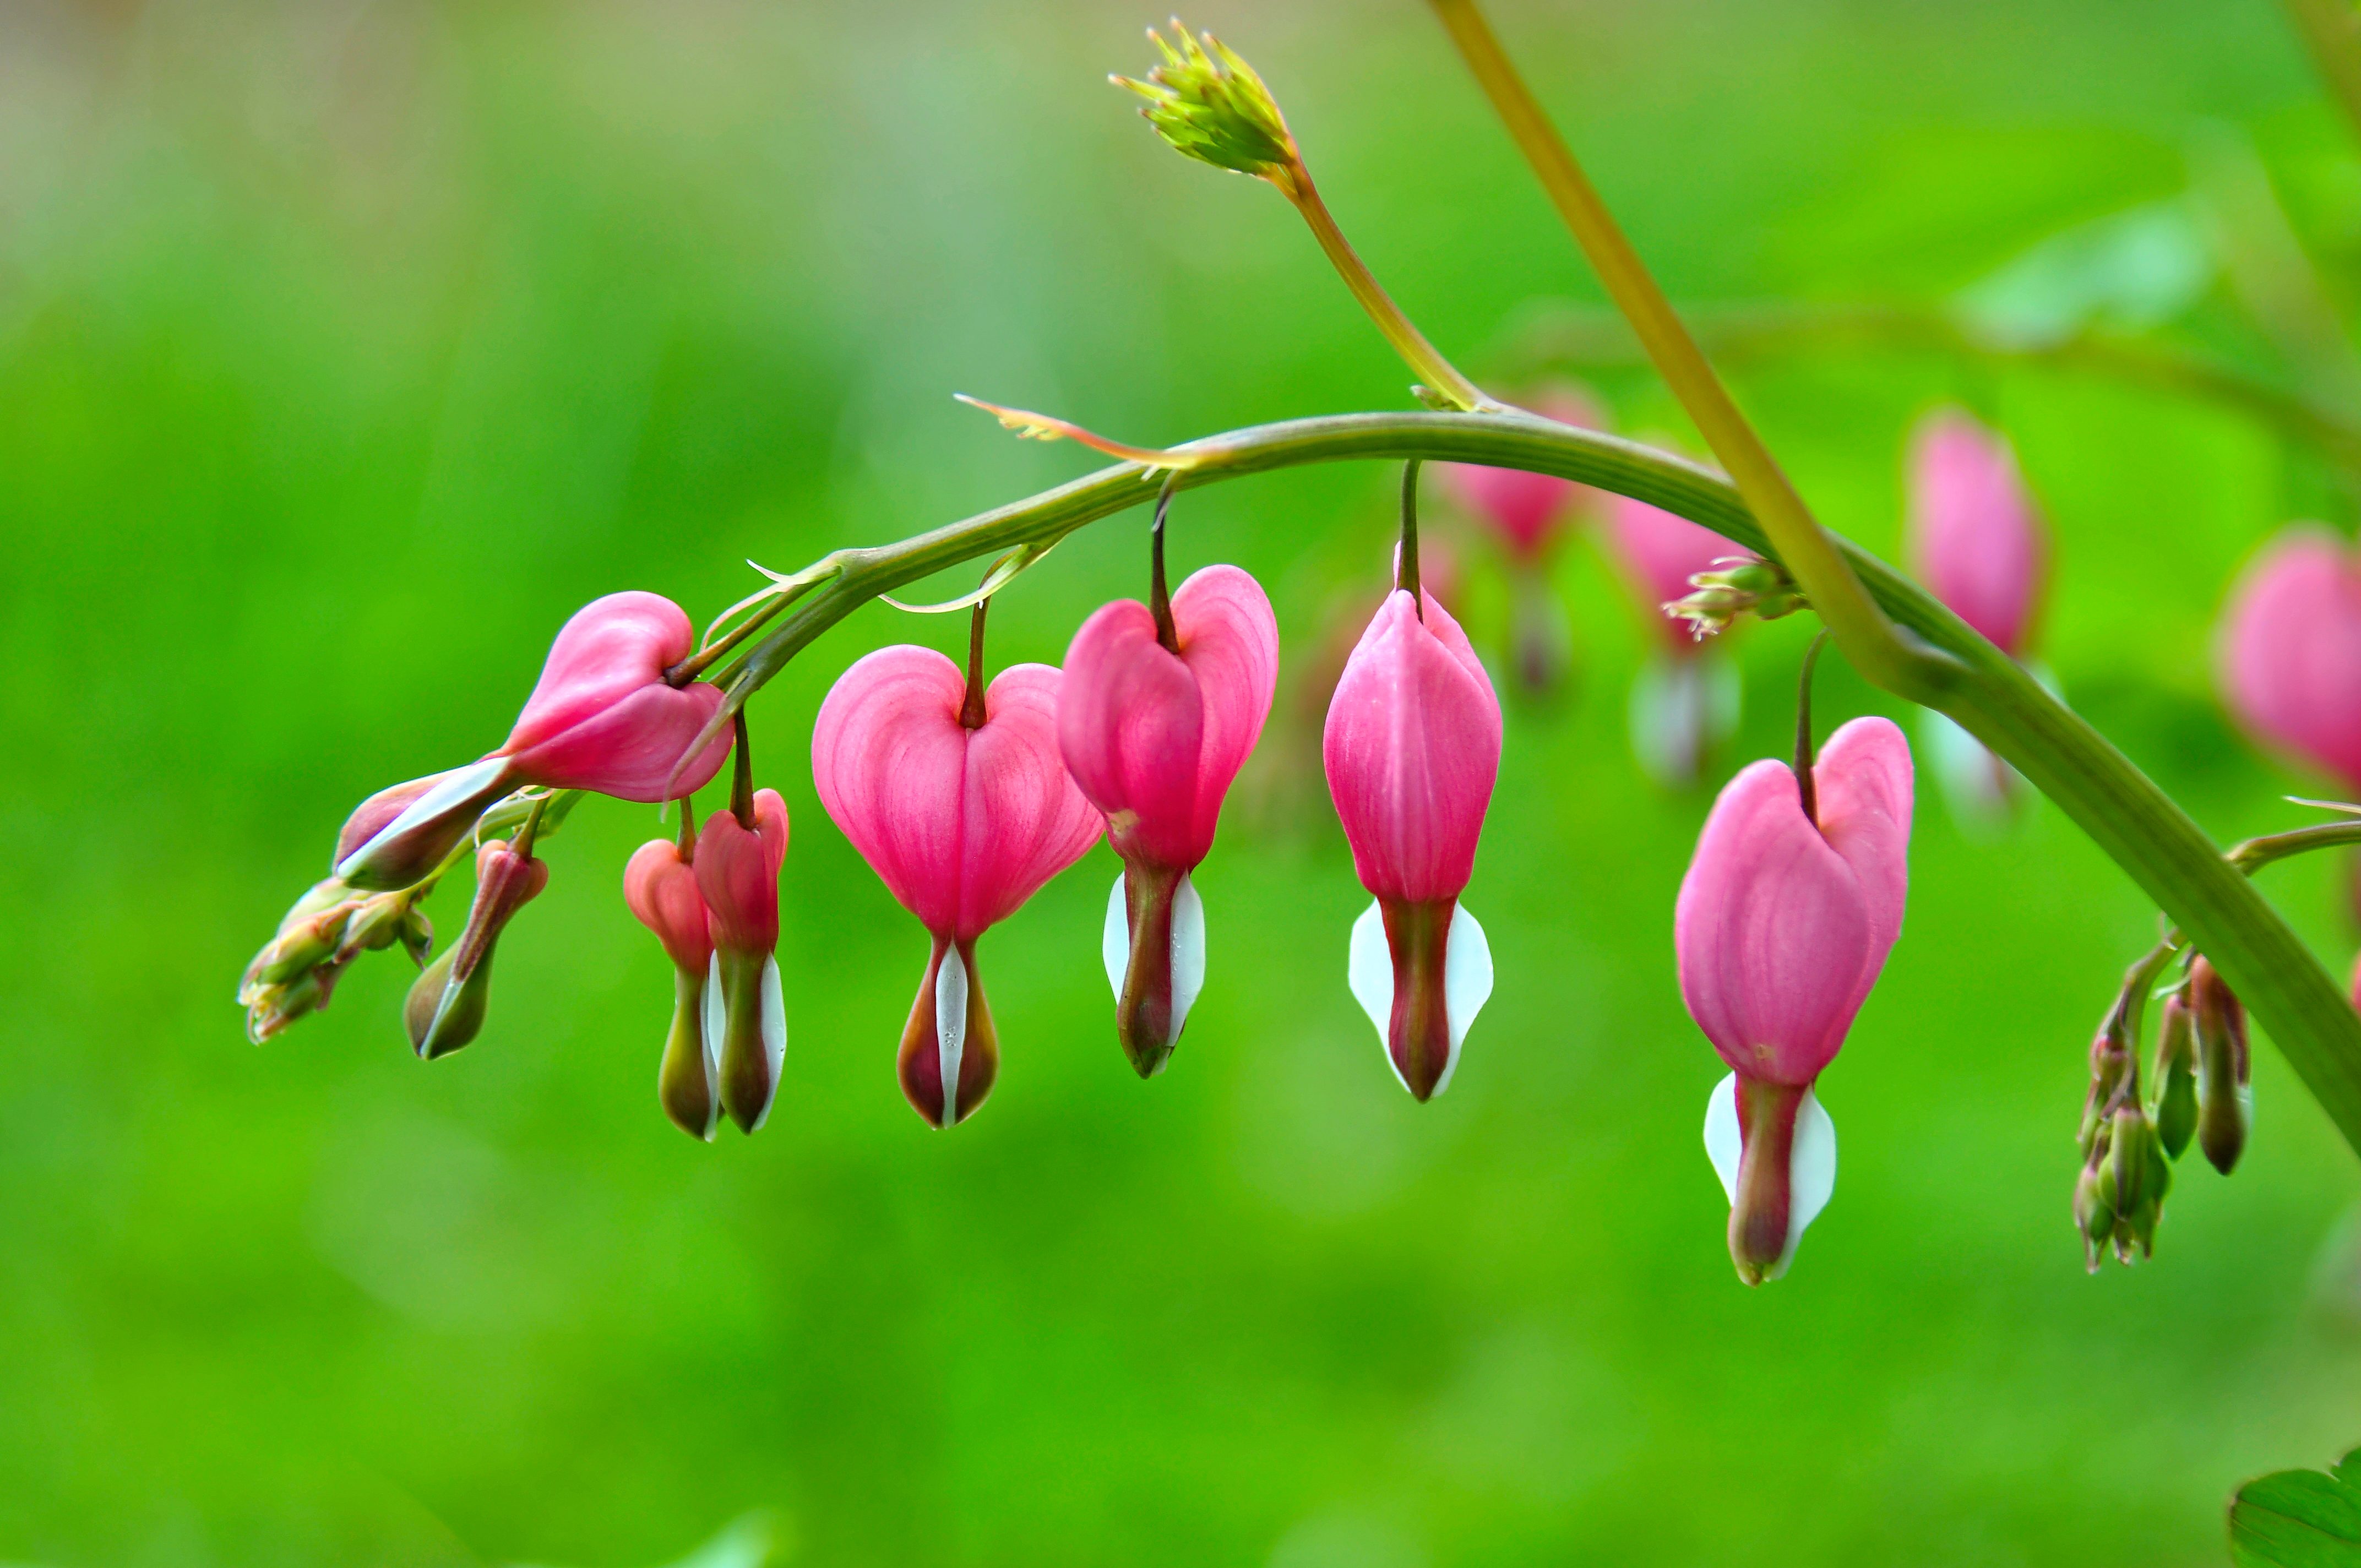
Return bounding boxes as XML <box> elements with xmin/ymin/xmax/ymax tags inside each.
<box><xmin>405</xmin><ymin>835</ymin><xmax>550</xmax><ymax>1059</ymax></box>
<box><xmin>1323</xmin><ymin>585</ymin><xmax>1502</xmax><ymax>1099</ymax></box>
<box><xmin>338</xmin><ymin>592</ymin><xmax>734</xmax><ymax>890</ymax></box>
<box><xmin>625</xmin><ymin>815</ymin><xmax>722</xmax><ymax>1141</ymax></box>
<box><xmin>1059</xmin><ymin>565</ymin><xmax>1280</xmax><ymax>1076</ymax></box>
<box><xmin>2218</xmin><ymin>525</ymin><xmax>2361</xmax><ymax>792</ymax></box>
<box><xmin>1903</xmin><ymin>410</ymin><xmax>2049</xmax><ymax>824</ymax></box>
<box><xmin>813</xmin><ymin>641</ymin><xmax>1100</xmax><ymax>1128</ymax></box>
<box><xmin>1905</xmin><ymin>408</ymin><xmax>2047</xmax><ymax>657</ymax></box>
<box><xmin>1676</xmin><ymin>716</ymin><xmax>1912</xmax><ymax>1283</ymax></box>
<box><xmin>1604</xmin><ymin>489</ymin><xmax>1744</xmax><ymax>787</ymax></box>
<box><xmin>695</xmin><ymin>787</ymin><xmax>790</xmax><ymax>1135</ymax></box>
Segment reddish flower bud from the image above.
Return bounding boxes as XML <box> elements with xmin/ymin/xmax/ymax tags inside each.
<box><xmin>625</xmin><ymin>833</ymin><xmax>721</xmax><ymax>1141</ymax></box>
<box><xmin>1676</xmin><ymin>717</ymin><xmax>1913</xmax><ymax>1282</ymax></box>
<box><xmin>2189</xmin><ymin>956</ymin><xmax>2251</xmax><ymax>1175</ymax></box>
<box><xmin>334</xmin><ymin>759</ymin><xmax>516</xmax><ymax>892</ymax></box>
<box><xmin>814</xmin><ymin>646</ymin><xmax>1100</xmax><ymax>1128</ymax></box>
<box><xmin>694</xmin><ymin>789</ymin><xmax>790</xmax><ymax>1135</ymax></box>
<box><xmin>2217</xmin><ymin>525</ymin><xmax>2361</xmax><ymax>793</ymax></box>
<box><xmin>1059</xmin><ymin>565</ymin><xmax>1279</xmax><ymax>1076</ymax></box>
<box><xmin>1323</xmin><ymin>586</ymin><xmax>1502</xmax><ymax>1099</ymax></box>
<box><xmin>405</xmin><ymin>839</ymin><xmax>548</xmax><ymax>1060</ymax></box>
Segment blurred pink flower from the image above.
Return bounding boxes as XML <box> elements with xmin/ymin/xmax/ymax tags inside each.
<box><xmin>814</xmin><ymin>646</ymin><xmax>1100</xmax><ymax>1127</ymax></box>
<box><xmin>1438</xmin><ymin>386</ymin><xmax>1604</xmax><ymax>562</ymax></box>
<box><xmin>2218</xmin><ymin>524</ymin><xmax>2361</xmax><ymax>792</ymax></box>
<box><xmin>1324</xmin><ymin>586</ymin><xmax>1502</xmax><ymax>1100</ymax></box>
<box><xmin>1905</xmin><ymin>409</ymin><xmax>2046</xmax><ymax>657</ymax></box>
<box><xmin>1060</xmin><ymin>565</ymin><xmax>1279</xmax><ymax>1076</ymax></box>
<box><xmin>1604</xmin><ymin>492</ymin><xmax>1740</xmax><ymax>654</ymax></box>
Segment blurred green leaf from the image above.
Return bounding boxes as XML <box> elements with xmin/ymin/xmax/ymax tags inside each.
<box><xmin>1956</xmin><ymin>199</ymin><xmax>2214</xmax><ymax>345</ymax></box>
<box><xmin>2231</xmin><ymin>1450</ymin><xmax>2361</xmax><ymax>1566</ymax></box>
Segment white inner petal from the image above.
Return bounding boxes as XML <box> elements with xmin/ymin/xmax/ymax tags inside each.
<box><xmin>1346</xmin><ymin>900</ymin><xmax>1403</xmax><ymax>1092</ymax></box>
<box><xmin>1168</xmin><ymin>872</ymin><xmax>1206</xmax><ymax>1048</ymax></box>
<box><xmin>1701</xmin><ymin>1072</ymin><xmax>1839</xmax><ymax>1280</ymax></box>
<box><xmin>701</xmin><ymin>952</ymin><xmax>725</xmax><ymax>1081</ymax></box>
<box><xmin>751</xmin><ymin>954</ymin><xmax>786</xmax><ymax>1130</ymax></box>
<box><xmin>935</xmin><ymin>943</ymin><xmax>969</xmax><ymax>1126</ymax></box>
<box><xmin>1434</xmin><ymin>902</ymin><xmax>1494</xmax><ymax>1096</ymax></box>
<box><xmin>1102</xmin><ymin>874</ymin><xmax>1128</xmax><ymax>1001</ymax></box>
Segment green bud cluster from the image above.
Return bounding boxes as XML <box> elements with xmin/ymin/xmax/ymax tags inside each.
<box><xmin>237</xmin><ymin>878</ymin><xmax>433</xmax><ymax>1043</ymax></box>
<box><xmin>1664</xmin><ymin>557</ymin><xmax>1807</xmax><ymax>640</ymax></box>
<box><xmin>1114</xmin><ymin>21</ymin><xmax>1298</xmax><ymax>184</ymax></box>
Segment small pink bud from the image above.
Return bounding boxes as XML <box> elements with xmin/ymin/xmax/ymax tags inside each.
<box><xmin>1323</xmin><ymin>587</ymin><xmax>1503</xmax><ymax>1099</ymax></box>
<box><xmin>813</xmin><ymin>646</ymin><xmax>1101</xmax><ymax>1128</ymax></box>
<box><xmin>499</xmin><ymin>591</ymin><xmax>735</xmax><ymax>801</ymax></box>
<box><xmin>334</xmin><ymin>760</ymin><xmax>516</xmax><ymax>891</ymax></box>
<box><xmin>1603</xmin><ymin>492</ymin><xmax>1740</xmax><ymax>653</ymax></box>
<box><xmin>1905</xmin><ymin>408</ymin><xmax>2046</xmax><ymax>657</ymax></box>
<box><xmin>1677</xmin><ymin>716</ymin><xmax>1913</xmax><ymax>1282</ymax></box>
<box><xmin>405</xmin><ymin>839</ymin><xmax>550</xmax><ymax>1060</ymax></box>
<box><xmin>2217</xmin><ymin>525</ymin><xmax>2361</xmax><ymax>792</ymax></box>
<box><xmin>694</xmin><ymin>789</ymin><xmax>790</xmax><ymax>1135</ymax></box>
<box><xmin>1059</xmin><ymin>565</ymin><xmax>1279</xmax><ymax>1076</ymax></box>
<box><xmin>625</xmin><ymin>832</ymin><xmax>722</xmax><ymax>1141</ymax></box>
<box><xmin>1438</xmin><ymin>387</ymin><xmax>1603</xmax><ymax>562</ymax></box>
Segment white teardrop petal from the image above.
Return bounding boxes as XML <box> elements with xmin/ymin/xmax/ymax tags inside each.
<box><xmin>1102</xmin><ymin>874</ymin><xmax>1128</xmax><ymax>1002</ymax></box>
<box><xmin>759</xmin><ymin>953</ymin><xmax>787</xmax><ymax>1092</ymax></box>
<box><xmin>701</xmin><ymin>953</ymin><xmax>725</xmax><ymax>1081</ymax></box>
<box><xmin>1701</xmin><ymin>1073</ymin><xmax>1839</xmax><ymax>1281</ymax></box>
<box><xmin>1430</xmin><ymin>902</ymin><xmax>1493</xmax><ymax>1096</ymax></box>
<box><xmin>1346</xmin><ymin>900</ymin><xmax>1403</xmax><ymax>1090</ymax></box>
<box><xmin>1167</xmin><ymin>872</ymin><xmax>1207</xmax><ymax>1047</ymax></box>
<box><xmin>935</xmin><ymin>943</ymin><xmax>969</xmax><ymax>1125</ymax></box>
<box><xmin>1703</xmin><ymin>1073</ymin><xmax>1742</xmax><ymax>1202</ymax></box>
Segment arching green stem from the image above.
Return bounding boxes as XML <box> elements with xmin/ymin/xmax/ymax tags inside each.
<box><xmin>711</xmin><ymin>408</ymin><xmax>2361</xmax><ymax>1159</ymax></box>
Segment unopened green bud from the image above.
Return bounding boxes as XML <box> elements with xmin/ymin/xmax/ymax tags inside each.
<box><xmin>2072</xmin><ymin>1158</ymin><xmax>2115</xmax><ymax>1273</ymax></box>
<box><xmin>2106</xmin><ymin>1104</ymin><xmax>2170</xmax><ymax>1264</ymax></box>
<box><xmin>2153</xmin><ymin>992</ymin><xmax>2198</xmax><ymax>1161</ymax></box>
<box><xmin>2189</xmin><ymin>956</ymin><xmax>2251</xmax><ymax>1175</ymax></box>
<box><xmin>405</xmin><ymin>839</ymin><xmax>549</xmax><ymax>1060</ymax></box>
<box><xmin>1663</xmin><ymin>556</ymin><xmax>1806</xmax><ymax>640</ymax></box>
<box><xmin>2077</xmin><ymin>1012</ymin><xmax>2134</xmax><ymax>1161</ymax></box>
<box><xmin>1114</xmin><ymin>20</ymin><xmax>1298</xmax><ymax>184</ymax></box>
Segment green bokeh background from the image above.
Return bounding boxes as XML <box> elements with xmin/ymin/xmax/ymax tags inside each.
<box><xmin>7</xmin><ymin>1</ymin><xmax>2361</xmax><ymax>1562</ymax></box>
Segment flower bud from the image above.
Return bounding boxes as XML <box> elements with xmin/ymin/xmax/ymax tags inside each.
<box><xmin>1905</xmin><ymin>407</ymin><xmax>2046</xmax><ymax>658</ymax></box>
<box><xmin>625</xmin><ymin>834</ymin><xmax>720</xmax><ymax>1141</ymax></box>
<box><xmin>2072</xmin><ymin>1158</ymin><xmax>2116</xmax><ymax>1270</ymax></box>
<box><xmin>1115</xmin><ymin>22</ymin><xmax>1298</xmax><ymax>183</ymax></box>
<box><xmin>694</xmin><ymin>789</ymin><xmax>790</xmax><ymax>1135</ymax></box>
<box><xmin>2190</xmin><ymin>956</ymin><xmax>2251</xmax><ymax>1175</ymax></box>
<box><xmin>238</xmin><ymin>878</ymin><xmax>434</xmax><ymax>1043</ymax></box>
<box><xmin>2153</xmin><ymin>991</ymin><xmax>2199</xmax><ymax>1161</ymax></box>
<box><xmin>2107</xmin><ymin>1103</ymin><xmax>2172</xmax><ymax>1263</ymax></box>
<box><xmin>334</xmin><ymin>759</ymin><xmax>516</xmax><ymax>892</ymax></box>
<box><xmin>405</xmin><ymin>839</ymin><xmax>548</xmax><ymax>1060</ymax></box>
<box><xmin>1664</xmin><ymin>557</ymin><xmax>1805</xmax><ymax>640</ymax></box>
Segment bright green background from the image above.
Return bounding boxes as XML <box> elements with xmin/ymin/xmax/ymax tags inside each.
<box><xmin>6</xmin><ymin>1</ymin><xmax>2361</xmax><ymax>1563</ymax></box>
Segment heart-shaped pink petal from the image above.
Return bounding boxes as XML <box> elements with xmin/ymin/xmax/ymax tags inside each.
<box><xmin>2218</xmin><ymin>525</ymin><xmax>2361</xmax><ymax>792</ymax></box>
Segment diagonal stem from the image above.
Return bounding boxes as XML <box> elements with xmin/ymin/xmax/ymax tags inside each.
<box><xmin>711</xmin><ymin>408</ymin><xmax>2361</xmax><ymax>1160</ymax></box>
<box><xmin>1423</xmin><ymin>0</ymin><xmax>1956</xmax><ymax>706</ymax></box>
<box><xmin>2281</xmin><ymin>0</ymin><xmax>2361</xmax><ymax>147</ymax></box>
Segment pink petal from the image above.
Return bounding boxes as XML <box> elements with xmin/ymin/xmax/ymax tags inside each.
<box><xmin>1058</xmin><ymin>600</ymin><xmax>1206</xmax><ymax>869</ymax></box>
<box><xmin>1906</xmin><ymin>409</ymin><xmax>2046</xmax><ymax>656</ymax></box>
<box><xmin>506</xmin><ymin>591</ymin><xmax>696</xmax><ymax>754</ymax></box>
<box><xmin>695</xmin><ymin>788</ymin><xmax>788</xmax><ymax>956</ymax></box>
<box><xmin>2218</xmin><ymin>525</ymin><xmax>2361</xmax><ymax>792</ymax></box>
<box><xmin>1605</xmin><ymin>493</ymin><xmax>1738</xmax><ymax>647</ymax></box>
<box><xmin>1813</xmin><ymin>716</ymin><xmax>1914</xmax><ymax>971</ymax></box>
<box><xmin>624</xmin><ymin>839</ymin><xmax>712</xmax><ymax>973</ymax></box>
<box><xmin>959</xmin><ymin>664</ymin><xmax>1103</xmax><ymax>939</ymax></box>
<box><xmin>1437</xmin><ymin>389</ymin><xmax>1602</xmax><ymax>559</ymax></box>
<box><xmin>1675</xmin><ymin>759</ymin><xmax>1875</xmax><ymax>1086</ymax></box>
<box><xmin>1172</xmin><ymin>565</ymin><xmax>1280</xmax><ymax>859</ymax></box>
<box><xmin>504</xmin><ymin>681</ymin><xmax>731</xmax><ymax>801</ymax></box>
<box><xmin>1322</xmin><ymin>590</ymin><xmax>1502</xmax><ymax>903</ymax></box>
<box><xmin>812</xmin><ymin>646</ymin><xmax>972</xmax><ymax>935</ymax></box>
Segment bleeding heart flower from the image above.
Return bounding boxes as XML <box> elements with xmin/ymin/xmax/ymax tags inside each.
<box><xmin>337</xmin><ymin>592</ymin><xmax>735</xmax><ymax>890</ymax></box>
<box><xmin>814</xmin><ymin>644</ymin><xmax>1101</xmax><ymax>1127</ymax></box>
<box><xmin>625</xmin><ymin>825</ymin><xmax>721</xmax><ymax>1141</ymax></box>
<box><xmin>2218</xmin><ymin>525</ymin><xmax>2361</xmax><ymax>792</ymax></box>
<box><xmin>1059</xmin><ymin>565</ymin><xmax>1280</xmax><ymax>1076</ymax></box>
<box><xmin>695</xmin><ymin>788</ymin><xmax>790</xmax><ymax>1135</ymax></box>
<box><xmin>1323</xmin><ymin>586</ymin><xmax>1502</xmax><ymax>1100</ymax></box>
<box><xmin>1677</xmin><ymin>716</ymin><xmax>1912</xmax><ymax>1283</ymax></box>
<box><xmin>1905</xmin><ymin>408</ymin><xmax>2046</xmax><ymax>658</ymax></box>
<box><xmin>1605</xmin><ymin>489</ymin><xmax>1745</xmax><ymax>786</ymax></box>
